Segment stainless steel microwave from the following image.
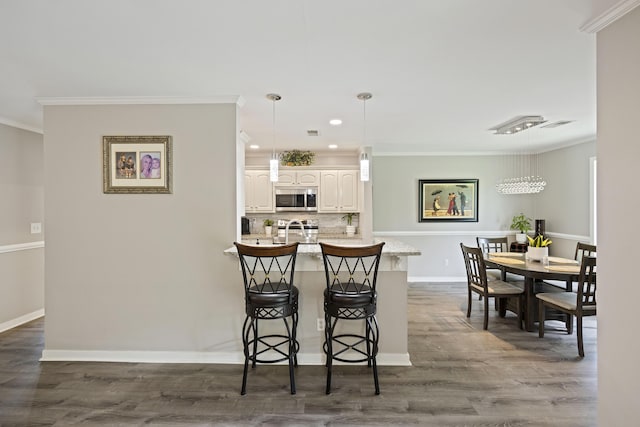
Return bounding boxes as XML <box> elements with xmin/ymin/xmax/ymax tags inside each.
<box><xmin>275</xmin><ymin>187</ymin><xmax>318</xmax><ymax>212</ymax></box>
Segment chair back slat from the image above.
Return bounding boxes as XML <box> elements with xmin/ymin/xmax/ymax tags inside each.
<box><xmin>578</xmin><ymin>255</ymin><xmax>597</xmax><ymax>312</ymax></box>
<box><xmin>476</xmin><ymin>237</ymin><xmax>508</xmax><ymax>255</ymax></box>
<box><xmin>575</xmin><ymin>242</ymin><xmax>597</xmax><ymax>261</ymax></box>
<box><xmin>460</xmin><ymin>244</ymin><xmax>488</xmax><ymax>291</ymax></box>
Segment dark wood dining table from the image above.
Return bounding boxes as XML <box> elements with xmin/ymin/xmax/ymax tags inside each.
<box><xmin>485</xmin><ymin>253</ymin><xmax>581</xmax><ymax>332</ymax></box>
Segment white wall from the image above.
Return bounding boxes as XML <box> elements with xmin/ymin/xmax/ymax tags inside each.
<box><xmin>372</xmin><ymin>150</ymin><xmax>593</xmax><ymax>280</ymax></box>
<box><xmin>0</xmin><ymin>123</ymin><xmax>44</xmax><ymax>330</ymax></box>
<box><xmin>42</xmin><ymin>103</ymin><xmax>243</xmax><ymax>356</ymax></box>
<box><xmin>596</xmin><ymin>5</ymin><xmax>640</xmax><ymax>424</ymax></box>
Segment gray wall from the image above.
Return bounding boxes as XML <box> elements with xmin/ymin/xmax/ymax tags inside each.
<box><xmin>596</xmin><ymin>5</ymin><xmax>640</xmax><ymax>424</ymax></box>
<box><xmin>372</xmin><ymin>147</ymin><xmax>594</xmax><ymax>280</ymax></box>
<box><xmin>0</xmin><ymin>123</ymin><xmax>44</xmax><ymax>329</ymax></box>
<box><xmin>42</xmin><ymin>103</ymin><xmax>242</xmax><ymax>354</ymax></box>
<box><xmin>537</xmin><ymin>141</ymin><xmax>595</xmax><ymax>235</ymax></box>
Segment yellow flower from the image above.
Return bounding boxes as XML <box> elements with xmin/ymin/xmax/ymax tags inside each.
<box><xmin>527</xmin><ymin>235</ymin><xmax>552</xmax><ymax>247</ymax></box>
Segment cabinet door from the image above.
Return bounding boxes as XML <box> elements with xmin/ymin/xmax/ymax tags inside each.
<box><xmin>277</xmin><ymin>170</ymin><xmax>297</xmax><ymax>185</ymax></box>
<box><xmin>319</xmin><ymin>170</ymin><xmax>359</xmax><ymax>212</ymax></box>
<box><xmin>319</xmin><ymin>171</ymin><xmax>340</xmax><ymax>212</ymax></box>
<box><xmin>277</xmin><ymin>170</ymin><xmax>319</xmax><ymax>186</ymax></box>
<box><xmin>338</xmin><ymin>170</ymin><xmax>358</xmax><ymax>211</ymax></box>
<box><xmin>245</xmin><ymin>170</ymin><xmax>274</xmax><ymax>212</ymax></box>
<box><xmin>296</xmin><ymin>170</ymin><xmax>319</xmax><ymax>186</ymax></box>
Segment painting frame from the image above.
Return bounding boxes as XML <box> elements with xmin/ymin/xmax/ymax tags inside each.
<box><xmin>419</xmin><ymin>179</ymin><xmax>478</xmax><ymax>222</ymax></box>
<box><xmin>103</xmin><ymin>135</ymin><xmax>173</xmax><ymax>194</ymax></box>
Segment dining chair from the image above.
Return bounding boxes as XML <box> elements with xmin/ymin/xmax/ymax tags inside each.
<box><xmin>575</xmin><ymin>242</ymin><xmax>597</xmax><ymax>261</ymax></box>
<box><xmin>536</xmin><ymin>255</ymin><xmax>597</xmax><ymax>357</ymax></box>
<box><xmin>460</xmin><ymin>243</ymin><xmax>524</xmax><ymax>330</ymax></box>
<box><xmin>540</xmin><ymin>242</ymin><xmax>596</xmax><ymax>335</ymax></box>
<box><xmin>234</xmin><ymin>242</ymin><xmax>300</xmax><ymax>395</ymax></box>
<box><xmin>319</xmin><ymin>242</ymin><xmax>385</xmax><ymax>395</ymax></box>
<box><xmin>476</xmin><ymin>237</ymin><xmax>509</xmax><ymax>281</ymax></box>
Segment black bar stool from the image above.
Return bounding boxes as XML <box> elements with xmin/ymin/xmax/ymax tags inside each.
<box><xmin>234</xmin><ymin>242</ymin><xmax>300</xmax><ymax>395</ymax></box>
<box><xmin>319</xmin><ymin>242</ymin><xmax>385</xmax><ymax>395</ymax></box>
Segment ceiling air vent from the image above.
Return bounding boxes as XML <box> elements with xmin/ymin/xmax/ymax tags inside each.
<box><xmin>307</xmin><ymin>130</ymin><xmax>320</xmax><ymax>136</ymax></box>
<box><xmin>541</xmin><ymin>120</ymin><xmax>574</xmax><ymax>128</ymax></box>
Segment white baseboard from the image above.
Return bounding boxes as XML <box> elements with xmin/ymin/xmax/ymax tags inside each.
<box><xmin>40</xmin><ymin>350</ymin><xmax>411</xmax><ymax>366</ymax></box>
<box><xmin>0</xmin><ymin>309</ymin><xmax>45</xmax><ymax>334</ymax></box>
<box><xmin>409</xmin><ymin>276</ymin><xmax>466</xmax><ymax>283</ymax></box>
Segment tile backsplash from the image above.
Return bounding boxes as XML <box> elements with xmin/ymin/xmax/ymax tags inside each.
<box><xmin>244</xmin><ymin>213</ymin><xmax>358</xmax><ymax>235</ymax></box>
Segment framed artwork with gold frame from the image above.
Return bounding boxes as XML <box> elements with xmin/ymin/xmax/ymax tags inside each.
<box><xmin>103</xmin><ymin>135</ymin><xmax>172</xmax><ymax>194</ymax></box>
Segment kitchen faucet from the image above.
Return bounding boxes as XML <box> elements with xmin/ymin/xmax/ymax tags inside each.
<box><xmin>285</xmin><ymin>219</ymin><xmax>309</xmax><ymax>244</ymax></box>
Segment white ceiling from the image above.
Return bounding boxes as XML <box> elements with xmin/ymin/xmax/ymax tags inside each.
<box><xmin>0</xmin><ymin>0</ymin><xmax>598</xmax><ymax>154</ymax></box>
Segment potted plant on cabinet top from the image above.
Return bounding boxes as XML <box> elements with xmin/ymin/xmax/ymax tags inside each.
<box><xmin>279</xmin><ymin>150</ymin><xmax>316</xmax><ymax>166</ymax></box>
<box><xmin>526</xmin><ymin>234</ymin><xmax>552</xmax><ymax>262</ymax></box>
<box><xmin>263</xmin><ymin>219</ymin><xmax>274</xmax><ymax>236</ymax></box>
<box><xmin>510</xmin><ymin>213</ymin><xmax>531</xmax><ymax>244</ymax></box>
<box><xmin>342</xmin><ymin>213</ymin><xmax>358</xmax><ymax>237</ymax></box>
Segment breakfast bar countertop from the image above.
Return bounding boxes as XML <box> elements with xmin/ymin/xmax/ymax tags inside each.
<box><xmin>224</xmin><ymin>237</ymin><xmax>421</xmax><ymax>257</ymax></box>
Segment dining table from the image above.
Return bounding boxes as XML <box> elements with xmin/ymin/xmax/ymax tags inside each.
<box><xmin>485</xmin><ymin>252</ymin><xmax>582</xmax><ymax>332</ymax></box>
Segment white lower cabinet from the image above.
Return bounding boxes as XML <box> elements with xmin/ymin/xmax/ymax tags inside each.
<box><xmin>319</xmin><ymin>170</ymin><xmax>359</xmax><ymax>212</ymax></box>
<box><xmin>245</xmin><ymin>170</ymin><xmax>274</xmax><ymax>212</ymax></box>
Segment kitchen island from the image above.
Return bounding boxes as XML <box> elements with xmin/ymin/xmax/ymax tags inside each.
<box><xmin>224</xmin><ymin>238</ymin><xmax>420</xmax><ymax>366</ymax></box>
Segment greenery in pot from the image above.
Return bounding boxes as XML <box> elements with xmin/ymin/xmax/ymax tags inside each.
<box><xmin>263</xmin><ymin>219</ymin><xmax>274</xmax><ymax>227</ymax></box>
<box><xmin>527</xmin><ymin>235</ymin><xmax>552</xmax><ymax>247</ymax></box>
<box><xmin>341</xmin><ymin>212</ymin><xmax>358</xmax><ymax>226</ymax></box>
<box><xmin>280</xmin><ymin>150</ymin><xmax>315</xmax><ymax>166</ymax></box>
<box><xmin>510</xmin><ymin>213</ymin><xmax>532</xmax><ymax>234</ymax></box>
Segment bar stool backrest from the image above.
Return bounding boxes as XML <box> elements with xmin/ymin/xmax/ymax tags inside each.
<box><xmin>319</xmin><ymin>242</ymin><xmax>385</xmax><ymax>299</ymax></box>
<box><xmin>234</xmin><ymin>242</ymin><xmax>299</xmax><ymax>300</ymax></box>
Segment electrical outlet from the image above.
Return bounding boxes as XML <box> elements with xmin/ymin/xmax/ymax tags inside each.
<box><xmin>445</xmin><ymin>258</ymin><xmax>449</xmax><ymax>266</ymax></box>
<box><xmin>30</xmin><ymin>222</ymin><xmax>42</xmax><ymax>234</ymax></box>
<box><xmin>316</xmin><ymin>318</ymin><xmax>325</xmax><ymax>331</ymax></box>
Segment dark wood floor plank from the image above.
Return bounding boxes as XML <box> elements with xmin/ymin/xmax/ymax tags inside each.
<box><xmin>0</xmin><ymin>282</ymin><xmax>597</xmax><ymax>426</ymax></box>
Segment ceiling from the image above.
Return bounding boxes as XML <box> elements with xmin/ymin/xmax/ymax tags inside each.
<box><xmin>0</xmin><ymin>0</ymin><xmax>598</xmax><ymax>155</ymax></box>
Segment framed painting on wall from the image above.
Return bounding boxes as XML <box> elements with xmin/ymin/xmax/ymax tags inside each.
<box><xmin>419</xmin><ymin>179</ymin><xmax>478</xmax><ymax>222</ymax></box>
<box><xmin>103</xmin><ymin>135</ymin><xmax>173</xmax><ymax>194</ymax></box>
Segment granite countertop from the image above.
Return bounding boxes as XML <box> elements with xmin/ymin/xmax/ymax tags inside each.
<box><xmin>224</xmin><ymin>237</ymin><xmax>421</xmax><ymax>257</ymax></box>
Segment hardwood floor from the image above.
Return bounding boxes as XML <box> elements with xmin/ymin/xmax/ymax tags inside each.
<box><xmin>0</xmin><ymin>282</ymin><xmax>597</xmax><ymax>426</ymax></box>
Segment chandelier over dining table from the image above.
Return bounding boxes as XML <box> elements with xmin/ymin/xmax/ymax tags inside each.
<box><xmin>495</xmin><ymin>152</ymin><xmax>546</xmax><ymax>194</ymax></box>
<box><xmin>492</xmin><ymin>116</ymin><xmax>547</xmax><ymax>195</ymax></box>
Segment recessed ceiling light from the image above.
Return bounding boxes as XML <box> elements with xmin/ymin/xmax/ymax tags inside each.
<box><xmin>328</xmin><ymin>144</ymin><xmax>338</xmax><ymax>149</ymax></box>
<box><xmin>249</xmin><ymin>144</ymin><xmax>259</xmax><ymax>149</ymax></box>
<box><xmin>329</xmin><ymin>119</ymin><xmax>342</xmax><ymax>126</ymax></box>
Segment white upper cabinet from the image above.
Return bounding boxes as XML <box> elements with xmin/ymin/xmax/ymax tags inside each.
<box><xmin>245</xmin><ymin>170</ymin><xmax>274</xmax><ymax>212</ymax></box>
<box><xmin>319</xmin><ymin>170</ymin><xmax>359</xmax><ymax>212</ymax></box>
<box><xmin>277</xmin><ymin>169</ymin><xmax>320</xmax><ymax>186</ymax></box>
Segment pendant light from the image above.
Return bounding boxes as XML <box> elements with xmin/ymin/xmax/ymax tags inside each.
<box><xmin>357</xmin><ymin>92</ymin><xmax>372</xmax><ymax>182</ymax></box>
<box><xmin>266</xmin><ymin>93</ymin><xmax>281</xmax><ymax>182</ymax></box>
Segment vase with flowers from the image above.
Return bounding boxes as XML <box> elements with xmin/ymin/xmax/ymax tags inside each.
<box><xmin>526</xmin><ymin>234</ymin><xmax>552</xmax><ymax>262</ymax></box>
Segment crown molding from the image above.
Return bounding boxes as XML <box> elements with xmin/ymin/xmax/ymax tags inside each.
<box><xmin>580</xmin><ymin>0</ymin><xmax>640</xmax><ymax>33</ymax></box>
<box><xmin>36</xmin><ymin>95</ymin><xmax>243</xmax><ymax>106</ymax></box>
<box><xmin>0</xmin><ymin>117</ymin><xmax>43</xmax><ymax>134</ymax></box>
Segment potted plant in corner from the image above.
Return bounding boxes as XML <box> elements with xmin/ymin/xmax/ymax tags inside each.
<box><xmin>526</xmin><ymin>234</ymin><xmax>552</xmax><ymax>262</ymax></box>
<box><xmin>342</xmin><ymin>213</ymin><xmax>358</xmax><ymax>237</ymax></box>
<box><xmin>510</xmin><ymin>213</ymin><xmax>531</xmax><ymax>244</ymax></box>
<box><xmin>263</xmin><ymin>219</ymin><xmax>274</xmax><ymax>236</ymax></box>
